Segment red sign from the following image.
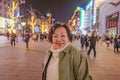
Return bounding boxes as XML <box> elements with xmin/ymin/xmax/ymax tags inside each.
<box><xmin>106</xmin><ymin>12</ymin><xmax>119</xmax><ymax>28</ymax></box>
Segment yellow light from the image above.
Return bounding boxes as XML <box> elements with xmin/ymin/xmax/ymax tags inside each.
<box><xmin>28</xmin><ymin>16</ymin><xmax>36</xmax><ymax>33</ymax></box>
<box><xmin>21</xmin><ymin>22</ymin><xmax>26</xmax><ymax>26</ymax></box>
<box><xmin>8</xmin><ymin>0</ymin><xmax>18</xmax><ymax>31</ymax></box>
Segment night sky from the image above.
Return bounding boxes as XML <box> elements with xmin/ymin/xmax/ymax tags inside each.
<box><xmin>24</xmin><ymin>0</ymin><xmax>89</xmax><ymax>23</ymax></box>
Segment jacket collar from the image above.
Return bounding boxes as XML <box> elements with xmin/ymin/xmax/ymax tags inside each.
<box><xmin>47</xmin><ymin>44</ymin><xmax>72</xmax><ymax>63</ymax></box>
<box><xmin>47</xmin><ymin>43</ymin><xmax>72</xmax><ymax>55</ymax></box>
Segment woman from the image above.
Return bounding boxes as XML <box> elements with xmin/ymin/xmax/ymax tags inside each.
<box><xmin>42</xmin><ymin>23</ymin><xmax>92</xmax><ymax>80</ymax></box>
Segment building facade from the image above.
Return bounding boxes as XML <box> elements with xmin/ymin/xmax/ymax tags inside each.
<box><xmin>0</xmin><ymin>0</ymin><xmax>20</xmax><ymax>34</ymax></box>
<box><xmin>85</xmin><ymin>0</ymin><xmax>93</xmax><ymax>32</ymax></box>
<box><xmin>0</xmin><ymin>0</ymin><xmax>11</xmax><ymax>18</ymax></box>
<box><xmin>99</xmin><ymin>0</ymin><xmax>120</xmax><ymax>37</ymax></box>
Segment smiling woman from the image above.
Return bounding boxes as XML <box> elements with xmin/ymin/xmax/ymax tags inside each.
<box><xmin>42</xmin><ymin>23</ymin><xmax>92</xmax><ymax>80</ymax></box>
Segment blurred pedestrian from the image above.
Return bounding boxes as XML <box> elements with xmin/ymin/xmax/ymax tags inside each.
<box><xmin>6</xmin><ymin>31</ymin><xmax>10</xmax><ymax>40</ymax></box>
<box><xmin>32</xmin><ymin>33</ymin><xmax>36</xmax><ymax>42</ymax></box>
<box><xmin>87</xmin><ymin>31</ymin><xmax>97</xmax><ymax>57</ymax></box>
<box><xmin>24</xmin><ymin>31</ymin><xmax>30</xmax><ymax>49</ymax></box>
<box><xmin>114</xmin><ymin>35</ymin><xmax>119</xmax><ymax>53</ymax></box>
<box><xmin>36</xmin><ymin>33</ymin><xmax>39</xmax><ymax>42</ymax></box>
<box><xmin>80</xmin><ymin>34</ymin><xmax>85</xmax><ymax>49</ymax></box>
<box><xmin>40</xmin><ymin>33</ymin><xmax>43</xmax><ymax>41</ymax></box>
<box><xmin>105</xmin><ymin>36</ymin><xmax>110</xmax><ymax>48</ymax></box>
<box><xmin>42</xmin><ymin>23</ymin><xmax>92</xmax><ymax>80</ymax></box>
<box><xmin>84</xmin><ymin>34</ymin><xmax>89</xmax><ymax>49</ymax></box>
<box><xmin>10</xmin><ymin>31</ymin><xmax>16</xmax><ymax>47</ymax></box>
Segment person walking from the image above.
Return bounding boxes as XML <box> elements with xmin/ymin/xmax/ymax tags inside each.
<box><xmin>84</xmin><ymin>34</ymin><xmax>89</xmax><ymax>49</ymax></box>
<box><xmin>80</xmin><ymin>34</ymin><xmax>85</xmax><ymax>49</ymax></box>
<box><xmin>10</xmin><ymin>31</ymin><xmax>16</xmax><ymax>47</ymax></box>
<box><xmin>114</xmin><ymin>35</ymin><xmax>119</xmax><ymax>53</ymax></box>
<box><xmin>6</xmin><ymin>31</ymin><xmax>10</xmax><ymax>40</ymax></box>
<box><xmin>105</xmin><ymin>36</ymin><xmax>110</xmax><ymax>48</ymax></box>
<box><xmin>42</xmin><ymin>23</ymin><xmax>92</xmax><ymax>80</ymax></box>
<box><xmin>24</xmin><ymin>31</ymin><xmax>30</xmax><ymax>49</ymax></box>
<box><xmin>87</xmin><ymin>31</ymin><xmax>97</xmax><ymax>57</ymax></box>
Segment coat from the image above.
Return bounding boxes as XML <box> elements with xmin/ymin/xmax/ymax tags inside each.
<box><xmin>89</xmin><ymin>36</ymin><xmax>97</xmax><ymax>47</ymax></box>
<box><xmin>11</xmin><ymin>33</ymin><xmax>16</xmax><ymax>40</ymax></box>
<box><xmin>42</xmin><ymin>44</ymin><xmax>92</xmax><ymax>80</ymax></box>
<box><xmin>24</xmin><ymin>33</ymin><xmax>30</xmax><ymax>42</ymax></box>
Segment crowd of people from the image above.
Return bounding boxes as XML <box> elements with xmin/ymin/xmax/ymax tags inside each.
<box><xmin>73</xmin><ymin>31</ymin><xmax>120</xmax><ymax>58</ymax></box>
<box><xmin>104</xmin><ymin>35</ymin><xmax>120</xmax><ymax>53</ymax></box>
<box><xmin>5</xmin><ymin>25</ymin><xmax>120</xmax><ymax>54</ymax></box>
<box><xmin>5</xmin><ymin>29</ymin><xmax>48</xmax><ymax>50</ymax></box>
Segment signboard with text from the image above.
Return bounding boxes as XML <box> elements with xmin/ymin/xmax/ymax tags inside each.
<box><xmin>106</xmin><ymin>12</ymin><xmax>119</xmax><ymax>29</ymax></box>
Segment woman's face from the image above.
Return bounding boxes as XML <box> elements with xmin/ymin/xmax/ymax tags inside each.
<box><xmin>52</xmin><ymin>27</ymin><xmax>70</xmax><ymax>50</ymax></box>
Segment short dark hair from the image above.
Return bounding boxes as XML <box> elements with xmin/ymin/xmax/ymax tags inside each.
<box><xmin>48</xmin><ymin>23</ymin><xmax>73</xmax><ymax>43</ymax></box>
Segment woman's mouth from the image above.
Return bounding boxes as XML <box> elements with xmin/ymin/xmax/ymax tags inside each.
<box><xmin>56</xmin><ymin>43</ymin><xmax>64</xmax><ymax>46</ymax></box>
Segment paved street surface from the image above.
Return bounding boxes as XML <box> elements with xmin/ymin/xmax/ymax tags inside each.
<box><xmin>0</xmin><ymin>36</ymin><xmax>120</xmax><ymax>80</ymax></box>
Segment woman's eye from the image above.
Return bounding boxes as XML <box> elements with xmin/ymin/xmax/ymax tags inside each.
<box><xmin>61</xmin><ymin>35</ymin><xmax>65</xmax><ymax>37</ymax></box>
<box><xmin>53</xmin><ymin>35</ymin><xmax>58</xmax><ymax>38</ymax></box>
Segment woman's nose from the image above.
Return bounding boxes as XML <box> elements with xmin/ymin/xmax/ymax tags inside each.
<box><xmin>56</xmin><ymin>36</ymin><xmax>62</xmax><ymax>41</ymax></box>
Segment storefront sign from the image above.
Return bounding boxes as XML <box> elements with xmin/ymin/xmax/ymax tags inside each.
<box><xmin>84</xmin><ymin>27</ymin><xmax>90</xmax><ymax>31</ymax></box>
<box><xmin>106</xmin><ymin>12</ymin><xmax>119</xmax><ymax>28</ymax></box>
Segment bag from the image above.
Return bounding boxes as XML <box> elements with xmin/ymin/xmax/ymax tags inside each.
<box><xmin>85</xmin><ymin>41</ymin><xmax>89</xmax><ymax>46</ymax></box>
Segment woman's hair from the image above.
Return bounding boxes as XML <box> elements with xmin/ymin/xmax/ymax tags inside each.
<box><xmin>48</xmin><ymin>23</ymin><xmax>73</xmax><ymax>43</ymax></box>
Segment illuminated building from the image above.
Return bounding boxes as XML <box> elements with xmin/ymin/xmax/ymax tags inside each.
<box><xmin>68</xmin><ymin>7</ymin><xmax>86</xmax><ymax>34</ymax></box>
<box><xmin>85</xmin><ymin>0</ymin><xmax>93</xmax><ymax>32</ymax></box>
<box><xmin>85</xmin><ymin>0</ymin><xmax>110</xmax><ymax>34</ymax></box>
<box><xmin>79</xmin><ymin>8</ymin><xmax>85</xmax><ymax>34</ymax></box>
<box><xmin>0</xmin><ymin>17</ymin><xmax>12</xmax><ymax>34</ymax></box>
<box><xmin>99</xmin><ymin>0</ymin><xmax>120</xmax><ymax>36</ymax></box>
<box><xmin>0</xmin><ymin>0</ymin><xmax>25</xmax><ymax>34</ymax></box>
<box><xmin>0</xmin><ymin>0</ymin><xmax>11</xmax><ymax>18</ymax></box>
